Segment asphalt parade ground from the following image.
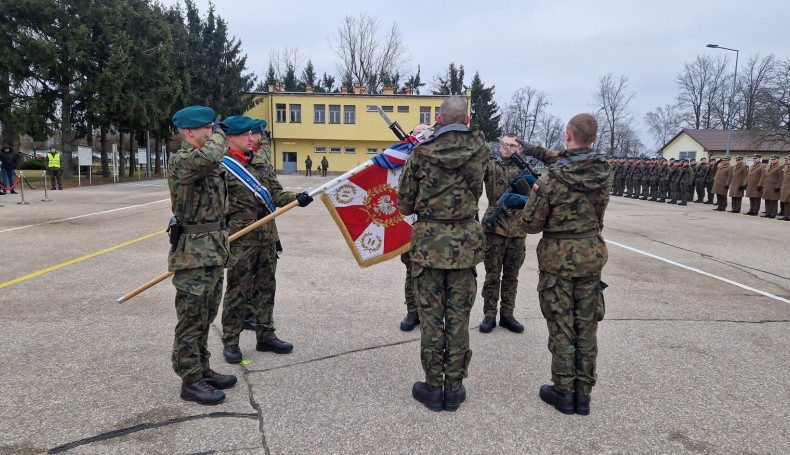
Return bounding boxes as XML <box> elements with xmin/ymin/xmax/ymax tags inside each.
<box><xmin>1</xmin><ymin>174</ymin><xmax>788</xmax><ymax>455</ymax></box>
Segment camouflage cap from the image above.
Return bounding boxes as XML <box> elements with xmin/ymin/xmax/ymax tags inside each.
<box><xmin>224</xmin><ymin>115</ymin><xmax>253</xmax><ymax>135</ymax></box>
<box><xmin>172</xmin><ymin>105</ymin><xmax>215</xmax><ymax>128</ymax></box>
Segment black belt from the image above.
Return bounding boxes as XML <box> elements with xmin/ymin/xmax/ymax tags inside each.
<box><xmin>182</xmin><ymin>220</ymin><xmax>226</xmax><ymax>234</ymax></box>
<box><xmin>542</xmin><ymin>229</ymin><xmax>599</xmax><ymax>239</ymax></box>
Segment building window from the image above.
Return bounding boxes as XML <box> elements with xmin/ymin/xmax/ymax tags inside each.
<box><xmin>330</xmin><ymin>147</ymin><xmax>341</xmax><ymax>154</ymax></box>
<box><xmin>679</xmin><ymin>151</ymin><xmax>697</xmax><ymax>160</ymax></box>
<box><xmin>344</xmin><ymin>105</ymin><xmax>355</xmax><ymax>124</ymax></box>
<box><xmin>397</xmin><ymin>106</ymin><xmax>409</xmax><ymax>113</ymax></box>
<box><xmin>381</xmin><ymin>106</ymin><xmax>393</xmax><ymax>112</ymax></box>
<box><xmin>367</xmin><ymin>148</ymin><xmax>378</xmax><ymax>154</ymax></box>
<box><xmin>276</xmin><ymin>104</ymin><xmax>286</xmax><ymax>123</ymax></box>
<box><xmin>314</xmin><ymin>104</ymin><xmax>325</xmax><ymax>123</ymax></box>
<box><xmin>290</xmin><ymin>104</ymin><xmax>301</xmax><ymax>123</ymax></box>
<box><xmin>420</xmin><ymin>106</ymin><xmax>431</xmax><ymax>124</ymax></box>
<box><xmin>315</xmin><ymin>147</ymin><xmax>326</xmax><ymax>154</ymax></box>
<box><xmin>329</xmin><ymin>105</ymin><xmax>340</xmax><ymax>123</ymax></box>
<box><xmin>344</xmin><ymin>147</ymin><xmax>356</xmax><ymax>154</ymax></box>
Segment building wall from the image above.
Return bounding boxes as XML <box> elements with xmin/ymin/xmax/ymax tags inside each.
<box><xmin>661</xmin><ymin>133</ymin><xmax>707</xmax><ymax>161</ymax></box>
<box><xmin>244</xmin><ymin>90</ymin><xmax>470</xmax><ymax>173</ymax></box>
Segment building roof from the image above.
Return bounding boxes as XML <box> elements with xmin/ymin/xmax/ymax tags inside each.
<box><xmin>661</xmin><ymin>129</ymin><xmax>790</xmax><ymax>154</ymax></box>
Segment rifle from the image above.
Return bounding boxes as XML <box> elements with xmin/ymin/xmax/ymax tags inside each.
<box><xmin>481</xmin><ymin>139</ymin><xmax>541</xmax><ymax>232</ymax></box>
<box><xmin>373</xmin><ymin>106</ymin><xmax>437</xmax><ymax>144</ymax></box>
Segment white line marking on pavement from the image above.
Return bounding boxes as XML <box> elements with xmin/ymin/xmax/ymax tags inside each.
<box><xmin>607</xmin><ymin>240</ymin><xmax>790</xmax><ymax>305</ymax></box>
<box><xmin>0</xmin><ymin>199</ymin><xmax>170</xmax><ymax>234</ymax></box>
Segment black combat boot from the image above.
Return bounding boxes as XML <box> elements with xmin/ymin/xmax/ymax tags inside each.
<box><xmin>181</xmin><ymin>379</ymin><xmax>225</xmax><ymax>405</ymax></box>
<box><xmin>575</xmin><ymin>391</ymin><xmax>591</xmax><ymax>415</ymax></box>
<box><xmin>479</xmin><ymin>316</ymin><xmax>496</xmax><ymax>333</ymax></box>
<box><xmin>223</xmin><ymin>344</ymin><xmax>242</xmax><ymax>363</ymax></box>
<box><xmin>203</xmin><ymin>369</ymin><xmax>237</xmax><ymax>389</ymax></box>
<box><xmin>678</xmin><ymin>201</ymin><xmax>687</xmax><ymax>206</ymax></box>
<box><xmin>443</xmin><ymin>382</ymin><xmax>467</xmax><ymax>412</ymax></box>
<box><xmin>539</xmin><ymin>385</ymin><xmax>574</xmax><ymax>415</ymax></box>
<box><xmin>256</xmin><ymin>337</ymin><xmax>294</xmax><ymax>354</ymax></box>
<box><xmin>400</xmin><ymin>311</ymin><xmax>420</xmax><ymax>331</ymax></box>
<box><xmin>412</xmin><ymin>382</ymin><xmax>443</xmax><ymax>412</ymax></box>
<box><xmin>667</xmin><ymin>200</ymin><xmax>676</xmax><ymax>204</ymax></box>
<box><xmin>499</xmin><ymin>315</ymin><xmax>524</xmax><ymax>333</ymax></box>
<box><xmin>649</xmin><ymin>197</ymin><xmax>657</xmax><ymax>201</ymax></box>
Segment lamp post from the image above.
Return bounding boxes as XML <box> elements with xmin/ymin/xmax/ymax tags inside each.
<box><xmin>706</xmin><ymin>43</ymin><xmax>739</xmax><ymax>158</ymax></box>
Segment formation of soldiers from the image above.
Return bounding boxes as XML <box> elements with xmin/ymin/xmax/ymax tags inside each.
<box><xmin>610</xmin><ymin>155</ymin><xmax>790</xmax><ymax>220</ymax></box>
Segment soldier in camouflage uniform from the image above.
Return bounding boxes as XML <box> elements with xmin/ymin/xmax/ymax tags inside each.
<box><xmin>168</xmin><ymin>106</ymin><xmax>237</xmax><ymax>405</ymax></box>
<box><xmin>511</xmin><ymin>113</ymin><xmax>611</xmax><ymax>416</ymax></box>
<box><xmin>478</xmin><ymin>133</ymin><xmax>528</xmax><ymax>334</ymax></box>
<box><xmin>654</xmin><ymin>159</ymin><xmax>669</xmax><ymax>202</ymax></box>
<box><xmin>399</xmin><ymin>123</ymin><xmax>431</xmax><ymax>332</ymax></box>
<box><xmin>678</xmin><ymin>159</ymin><xmax>693</xmax><ymax>206</ymax></box>
<box><xmin>666</xmin><ymin>160</ymin><xmax>681</xmax><ymax>204</ymax></box>
<box><xmin>398</xmin><ymin>96</ymin><xmax>489</xmax><ymax>412</ymax></box>
<box><xmin>693</xmin><ymin>158</ymin><xmax>709</xmax><ymax>202</ymax></box>
<box><xmin>705</xmin><ymin>159</ymin><xmax>718</xmax><ymax>204</ymax></box>
<box><xmin>220</xmin><ymin>116</ymin><xmax>313</xmax><ymax>363</ymax></box>
<box><xmin>612</xmin><ymin>158</ymin><xmax>625</xmax><ymax>196</ymax></box>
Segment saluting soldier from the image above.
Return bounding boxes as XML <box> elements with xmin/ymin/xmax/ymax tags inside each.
<box><xmin>168</xmin><ymin>106</ymin><xmax>237</xmax><ymax>405</ymax></box>
<box><xmin>728</xmin><ymin>156</ymin><xmax>748</xmax><ymax>213</ymax></box>
<box><xmin>712</xmin><ymin>157</ymin><xmax>732</xmax><ymax>211</ymax></box>
<box><xmin>778</xmin><ymin>157</ymin><xmax>790</xmax><ymax>220</ymax></box>
<box><xmin>220</xmin><ymin>116</ymin><xmax>313</xmax><ymax>364</ymax></box>
<box><xmin>760</xmin><ymin>155</ymin><xmax>783</xmax><ymax>218</ymax></box>
<box><xmin>745</xmin><ymin>155</ymin><xmax>766</xmax><ymax>216</ymax></box>
<box><xmin>398</xmin><ymin>96</ymin><xmax>489</xmax><ymax>412</ymax></box>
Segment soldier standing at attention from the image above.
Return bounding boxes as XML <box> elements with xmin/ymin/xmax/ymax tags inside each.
<box><xmin>478</xmin><ymin>133</ymin><xmax>527</xmax><ymax>334</ymax></box>
<box><xmin>398</xmin><ymin>96</ymin><xmax>489</xmax><ymax>412</ymax></box>
<box><xmin>693</xmin><ymin>158</ymin><xmax>709</xmax><ymax>202</ymax></box>
<box><xmin>705</xmin><ymin>159</ymin><xmax>718</xmax><ymax>204</ymax></box>
<box><xmin>728</xmin><ymin>156</ymin><xmax>748</xmax><ymax>213</ymax></box>
<box><xmin>760</xmin><ymin>155</ymin><xmax>783</xmax><ymax>218</ymax></box>
<box><xmin>168</xmin><ymin>105</ymin><xmax>237</xmax><ymax>405</ymax></box>
<box><xmin>509</xmin><ymin>113</ymin><xmax>611</xmax><ymax>416</ymax></box>
<box><xmin>745</xmin><ymin>155</ymin><xmax>765</xmax><ymax>216</ymax></box>
<box><xmin>666</xmin><ymin>160</ymin><xmax>681</xmax><ymax>204</ymax></box>
<box><xmin>304</xmin><ymin>155</ymin><xmax>313</xmax><ymax>177</ymax></box>
<box><xmin>399</xmin><ymin>123</ymin><xmax>430</xmax><ymax>332</ymax></box>
<box><xmin>677</xmin><ymin>159</ymin><xmax>692</xmax><ymax>206</ymax></box>
<box><xmin>220</xmin><ymin>116</ymin><xmax>313</xmax><ymax>364</ymax></box>
<box><xmin>321</xmin><ymin>156</ymin><xmax>329</xmax><ymax>177</ymax></box>
<box><xmin>778</xmin><ymin>156</ymin><xmax>790</xmax><ymax>220</ymax></box>
<box><xmin>712</xmin><ymin>157</ymin><xmax>732</xmax><ymax>211</ymax></box>
<box><xmin>655</xmin><ymin>159</ymin><xmax>669</xmax><ymax>202</ymax></box>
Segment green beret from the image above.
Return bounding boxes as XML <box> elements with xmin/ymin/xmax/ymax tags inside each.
<box><xmin>224</xmin><ymin>115</ymin><xmax>253</xmax><ymax>135</ymax></box>
<box><xmin>172</xmin><ymin>105</ymin><xmax>215</xmax><ymax>128</ymax></box>
<box><xmin>250</xmin><ymin>119</ymin><xmax>268</xmax><ymax>132</ymax></box>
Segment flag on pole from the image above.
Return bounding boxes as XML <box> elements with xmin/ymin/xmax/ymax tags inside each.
<box><xmin>320</xmin><ymin>137</ymin><xmax>418</xmax><ymax>267</ymax></box>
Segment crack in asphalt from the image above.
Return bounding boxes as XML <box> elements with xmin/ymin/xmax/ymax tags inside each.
<box><xmin>46</xmin><ymin>412</ymin><xmax>259</xmax><ymax>454</ymax></box>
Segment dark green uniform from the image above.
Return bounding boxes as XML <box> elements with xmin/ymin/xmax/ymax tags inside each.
<box><xmin>222</xmin><ymin>148</ymin><xmax>298</xmax><ymax>347</ymax></box>
<box><xmin>481</xmin><ymin>158</ymin><xmax>528</xmax><ymax>319</ymax></box>
<box><xmin>519</xmin><ymin>145</ymin><xmax>611</xmax><ymax>395</ymax></box>
<box><xmin>397</xmin><ymin>124</ymin><xmax>489</xmax><ymax>390</ymax></box>
<box><xmin>167</xmin><ymin>131</ymin><xmax>229</xmax><ymax>383</ymax></box>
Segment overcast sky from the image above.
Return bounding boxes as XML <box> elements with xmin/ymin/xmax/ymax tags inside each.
<box><xmin>161</xmin><ymin>0</ymin><xmax>789</xmax><ymax>150</ymax></box>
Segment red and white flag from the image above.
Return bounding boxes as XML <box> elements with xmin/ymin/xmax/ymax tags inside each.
<box><xmin>320</xmin><ymin>137</ymin><xmax>418</xmax><ymax>267</ymax></box>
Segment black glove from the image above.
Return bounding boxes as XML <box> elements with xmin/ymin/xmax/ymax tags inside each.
<box><xmin>724</xmin><ymin>185</ymin><xmax>729</xmax><ymax>190</ymax></box>
<box><xmin>757</xmin><ymin>186</ymin><xmax>764</xmax><ymax>192</ymax></box>
<box><xmin>212</xmin><ymin>115</ymin><xmax>229</xmax><ymax>133</ymax></box>
<box><xmin>514</xmin><ymin>138</ymin><xmax>538</xmax><ymax>157</ymax></box>
<box><xmin>296</xmin><ymin>192</ymin><xmax>313</xmax><ymax>207</ymax></box>
<box><xmin>738</xmin><ymin>185</ymin><xmax>746</xmax><ymax>191</ymax></box>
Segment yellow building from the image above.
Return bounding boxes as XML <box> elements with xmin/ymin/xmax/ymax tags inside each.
<box><xmin>660</xmin><ymin>129</ymin><xmax>790</xmax><ymax>161</ymax></box>
<box><xmin>244</xmin><ymin>83</ymin><xmax>471</xmax><ymax>173</ymax></box>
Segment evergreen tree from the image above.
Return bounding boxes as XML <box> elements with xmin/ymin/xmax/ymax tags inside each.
<box><xmin>299</xmin><ymin>60</ymin><xmax>318</xmax><ymax>91</ymax></box>
<box><xmin>434</xmin><ymin>63</ymin><xmax>465</xmax><ymax>95</ymax></box>
<box><xmin>403</xmin><ymin>65</ymin><xmax>425</xmax><ymax>94</ymax></box>
<box><xmin>470</xmin><ymin>71</ymin><xmax>502</xmax><ymax>140</ymax></box>
<box><xmin>321</xmin><ymin>72</ymin><xmax>336</xmax><ymax>93</ymax></box>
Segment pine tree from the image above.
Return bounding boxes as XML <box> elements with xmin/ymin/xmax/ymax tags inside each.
<box><xmin>470</xmin><ymin>72</ymin><xmax>502</xmax><ymax>140</ymax></box>
<box><xmin>434</xmin><ymin>63</ymin><xmax>465</xmax><ymax>95</ymax></box>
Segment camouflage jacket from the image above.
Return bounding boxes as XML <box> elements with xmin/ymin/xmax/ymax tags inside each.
<box><xmin>482</xmin><ymin>158</ymin><xmax>528</xmax><ymax>237</ymax></box>
<box><xmin>226</xmin><ymin>149</ymin><xmax>297</xmax><ymax>248</ymax></box>
<box><xmin>167</xmin><ymin>132</ymin><xmax>230</xmax><ymax>271</ymax></box>
<box><xmin>520</xmin><ymin>146</ymin><xmax>611</xmax><ymax>277</ymax></box>
<box><xmin>398</xmin><ymin>125</ymin><xmax>489</xmax><ymax>269</ymax></box>
<box><xmin>694</xmin><ymin>163</ymin><xmax>709</xmax><ymax>182</ymax></box>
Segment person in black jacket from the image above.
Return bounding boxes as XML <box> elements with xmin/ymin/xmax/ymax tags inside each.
<box><xmin>0</xmin><ymin>144</ymin><xmax>19</xmax><ymax>195</ymax></box>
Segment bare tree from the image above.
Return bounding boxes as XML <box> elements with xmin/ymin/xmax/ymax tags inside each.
<box><xmin>676</xmin><ymin>54</ymin><xmax>730</xmax><ymax>129</ymax></box>
<box><xmin>644</xmin><ymin>104</ymin><xmax>686</xmax><ymax>150</ymax></box>
<box><xmin>536</xmin><ymin>113</ymin><xmax>565</xmax><ymax>150</ymax></box>
<box><xmin>329</xmin><ymin>13</ymin><xmax>408</xmax><ymax>94</ymax></box>
<box><xmin>591</xmin><ymin>73</ymin><xmax>636</xmax><ymax>154</ymax></box>
<box><xmin>268</xmin><ymin>47</ymin><xmax>305</xmax><ymax>82</ymax></box>
<box><xmin>748</xmin><ymin>57</ymin><xmax>790</xmax><ymax>146</ymax></box>
<box><xmin>501</xmin><ymin>87</ymin><xmax>550</xmax><ymax>142</ymax></box>
<box><xmin>735</xmin><ymin>54</ymin><xmax>776</xmax><ymax>130</ymax></box>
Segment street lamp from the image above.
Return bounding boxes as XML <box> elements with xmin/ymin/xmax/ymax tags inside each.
<box><xmin>706</xmin><ymin>43</ymin><xmax>739</xmax><ymax>157</ymax></box>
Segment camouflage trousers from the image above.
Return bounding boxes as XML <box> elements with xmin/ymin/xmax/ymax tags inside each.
<box><xmin>171</xmin><ymin>266</ymin><xmax>224</xmax><ymax>383</ymax></box>
<box><xmin>222</xmin><ymin>243</ymin><xmax>279</xmax><ymax>346</ymax></box>
<box><xmin>412</xmin><ymin>266</ymin><xmax>476</xmax><ymax>390</ymax></box>
<box><xmin>538</xmin><ymin>271</ymin><xmax>606</xmax><ymax>394</ymax></box>
<box><xmin>482</xmin><ymin>233</ymin><xmax>526</xmax><ymax>317</ymax></box>
<box><xmin>401</xmin><ymin>252</ymin><xmax>417</xmax><ymax>313</ymax></box>
<box><xmin>694</xmin><ymin>180</ymin><xmax>706</xmax><ymax>201</ymax></box>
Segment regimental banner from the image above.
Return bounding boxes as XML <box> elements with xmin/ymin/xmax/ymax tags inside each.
<box><xmin>320</xmin><ymin>164</ymin><xmax>415</xmax><ymax>268</ymax></box>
